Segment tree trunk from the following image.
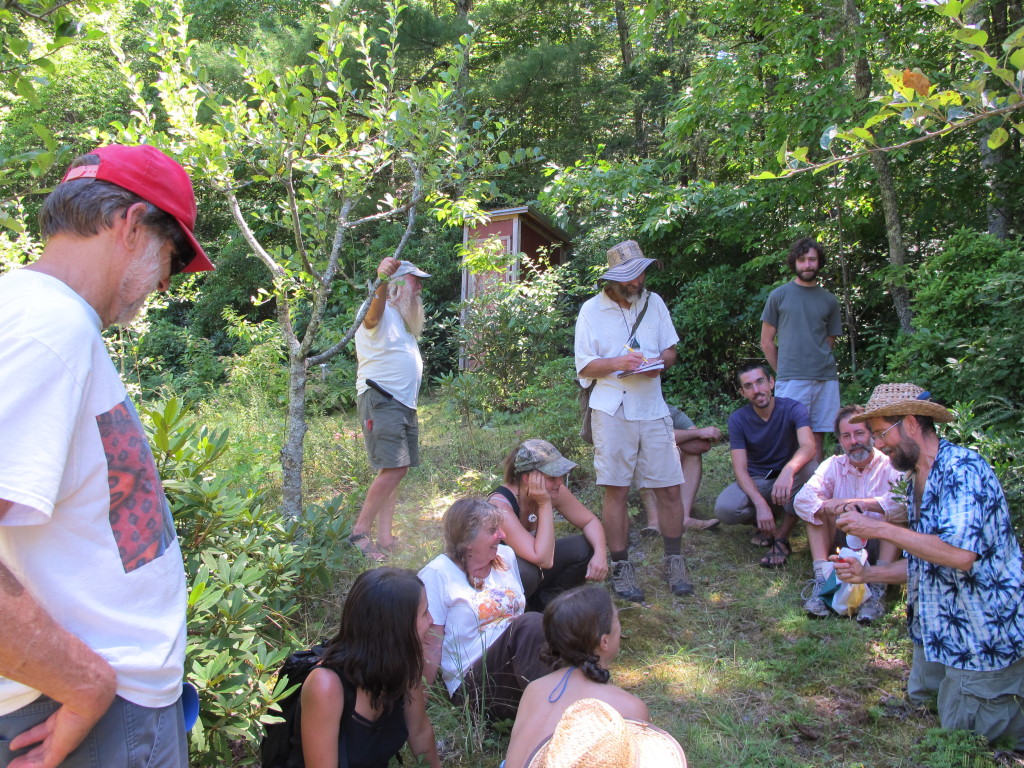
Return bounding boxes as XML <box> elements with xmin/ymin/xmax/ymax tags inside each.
<box><xmin>843</xmin><ymin>0</ymin><xmax>914</xmax><ymax>334</ymax></box>
<box><xmin>976</xmin><ymin>0</ymin><xmax>1011</xmax><ymax>238</ymax></box>
<box><xmin>614</xmin><ymin>0</ymin><xmax>646</xmax><ymax>155</ymax></box>
<box><xmin>281</xmin><ymin>352</ymin><xmax>309</xmax><ymax>518</ymax></box>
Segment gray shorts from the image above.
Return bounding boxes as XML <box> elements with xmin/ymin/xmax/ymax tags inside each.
<box><xmin>909</xmin><ymin>644</ymin><xmax>1024</xmax><ymax>749</ymax></box>
<box><xmin>775</xmin><ymin>379</ymin><xmax>840</xmax><ymax>433</ymax></box>
<box><xmin>0</xmin><ymin>694</ymin><xmax>188</xmax><ymax>767</ymax></box>
<box><xmin>358</xmin><ymin>389</ymin><xmax>419</xmax><ymax>470</ymax></box>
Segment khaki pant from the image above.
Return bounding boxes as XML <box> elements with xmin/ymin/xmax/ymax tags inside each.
<box><xmin>909</xmin><ymin>644</ymin><xmax>1024</xmax><ymax>749</ymax></box>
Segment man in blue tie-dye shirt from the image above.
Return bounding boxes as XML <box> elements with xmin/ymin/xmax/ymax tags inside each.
<box><xmin>832</xmin><ymin>383</ymin><xmax>1024</xmax><ymax>749</ymax></box>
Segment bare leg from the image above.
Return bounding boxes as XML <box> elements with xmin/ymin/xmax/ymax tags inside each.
<box><xmin>812</xmin><ymin>432</ymin><xmax>825</xmax><ymax>464</ymax></box>
<box><xmin>601</xmin><ymin>485</ymin><xmax>631</xmax><ymax>553</ymax></box>
<box><xmin>805</xmin><ymin>516</ymin><xmax>837</xmax><ymax>561</ymax></box>
<box><xmin>353</xmin><ymin>466</ymin><xmax>408</xmax><ymax>548</ymax></box>
<box><xmin>650</xmin><ymin>485</ymin><xmax>683</xmax><ymax>539</ymax></box>
<box><xmin>639</xmin><ymin>488</ymin><xmax>659</xmax><ymax>532</ymax></box>
<box><xmin>776</xmin><ymin>512</ymin><xmax>799</xmax><ymax>541</ymax></box>
<box><xmin>679</xmin><ymin>451</ymin><xmax>702</xmax><ymax>521</ymax></box>
<box><xmin>877</xmin><ymin>539</ymin><xmax>899</xmax><ymax>565</ymax></box>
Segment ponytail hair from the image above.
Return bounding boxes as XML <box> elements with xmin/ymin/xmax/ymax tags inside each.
<box><xmin>540</xmin><ymin>585</ymin><xmax>614</xmax><ymax>684</ymax></box>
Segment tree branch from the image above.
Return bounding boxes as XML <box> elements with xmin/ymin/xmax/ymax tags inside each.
<box><xmin>774</xmin><ymin>100</ymin><xmax>1024</xmax><ymax>177</ymax></box>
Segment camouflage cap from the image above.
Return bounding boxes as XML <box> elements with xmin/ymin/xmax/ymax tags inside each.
<box><xmin>514</xmin><ymin>439</ymin><xmax>577</xmax><ymax>477</ymax></box>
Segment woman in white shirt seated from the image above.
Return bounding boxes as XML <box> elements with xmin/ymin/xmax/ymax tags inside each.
<box><xmin>419</xmin><ymin>498</ymin><xmax>552</xmax><ymax>722</ymax></box>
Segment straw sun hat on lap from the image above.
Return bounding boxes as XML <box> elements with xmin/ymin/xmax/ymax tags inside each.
<box><xmin>525</xmin><ymin>698</ymin><xmax>686</xmax><ymax>768</ymax></box>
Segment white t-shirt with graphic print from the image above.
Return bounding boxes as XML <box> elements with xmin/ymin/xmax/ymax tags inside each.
<box><xmin>0</xmin><ymin>269</ymin><xmax>187</xmax><ymax>715</ymax></box>
<box><xmin>419</xmin><ymin>545</ymin><xmax>524</xmax><ymax>695</ymax></box>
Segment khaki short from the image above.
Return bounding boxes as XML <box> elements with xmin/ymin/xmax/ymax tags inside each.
<box><xmin>592</xmin><ymin>406</ymin><xmax>684</xmax><ymax>488</ymax></box>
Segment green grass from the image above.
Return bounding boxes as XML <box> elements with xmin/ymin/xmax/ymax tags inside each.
<box><xmin>203</xmin><ymin>392</ymin><xmax>1022</xmax><ymax>767</ymax></box>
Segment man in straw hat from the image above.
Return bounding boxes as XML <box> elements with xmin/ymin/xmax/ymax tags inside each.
<box><xmin>760</xmin><ymin>236</ymin><xmax>843</xmax><ymax>463</ymax></box>
<box><xmin>0</xmin><ymin>145</ymin><xmax>213</xmax><ymax>766</ymax></box>
<box><xmin>522</xmin><ymin>697</ymin><xmax>686</xmax><ymax>768</ymax></box>
<box><xmin>832</xmin><ymin>383</ymin><xmax>1024</xmax><ymax>748</ymax></box>
<box><xmin>350</xmin><ymin>256</ymin><xmax>432</xmax><ymax>560</ymax></box>
<box><xmin>575</xmin><ymin>240</ymin><xmax>693</xmax><ymax>601</ymax></box>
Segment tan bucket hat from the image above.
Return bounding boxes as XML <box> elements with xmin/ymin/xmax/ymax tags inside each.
<box><xmin>525</xmin><ymin>698</ymin><xmax>687</xmax><ymax>768</ymax></box>
<box><xmin>850</xmin><ymin>383</ymin><xmax>954</xmax><ymax>424</ymax></box>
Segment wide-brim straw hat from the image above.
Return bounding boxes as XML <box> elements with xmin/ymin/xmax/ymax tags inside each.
<box><xmin>600</xmin><ymin>240</ymin><xmax>659</xmax><ymax>283</ymax></box>
<box><xmin>850</xmin><ymin>383</ymin><xmax>954</xmax><ymax>424</ymax></box>
<box><xmin>525</xmin><ymin>698</ymin><xmax>687</xmax><ymax>768</ymax></box>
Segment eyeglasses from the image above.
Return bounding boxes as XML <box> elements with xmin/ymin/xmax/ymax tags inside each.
<box><xmin>872</xmin><ymin>419</ymin><xmax>903</xmax><ymax>442</ymax></box>
<box><xmin>169</xmin><ymin>249</ymin><xmax>191</xmax><ymax>276</ymax></box>
<box><xmin>740</xmin><ymin>377</ymin><xmax>769</xmax><ymax>392</ymax></box>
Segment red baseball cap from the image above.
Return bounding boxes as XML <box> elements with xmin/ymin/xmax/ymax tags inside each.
<box><xmin>61</xmin><ymin>144</ymin><xmax>214</xmax><ymax>273</ymax></box>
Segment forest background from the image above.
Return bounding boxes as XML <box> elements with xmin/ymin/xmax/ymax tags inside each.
<box><xmin>2</xmin><ymin>0</ymin><xmax>1024</xmax><ymax>765</ymax></box>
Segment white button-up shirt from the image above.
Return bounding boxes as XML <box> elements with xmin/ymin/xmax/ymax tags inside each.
<box><xmin>574</xmin><ymin>288</ymin><xmax>679</xmax><ymax>421</ymax></box>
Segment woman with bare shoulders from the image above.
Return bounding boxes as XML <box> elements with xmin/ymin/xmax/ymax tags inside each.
<box><xmin>296</xmin><ymin>568</ymin><xmax>440</xmax><ymax>768</ymax></box>
<box><xmin>488</xmin><ymin>440</ymin><xmax>607</xmax><ymax>610</ymax></box>
<box><xmin>503</xmin><ymin>585</ymin><xmax>649</xmax><ymax>768</ymax></box>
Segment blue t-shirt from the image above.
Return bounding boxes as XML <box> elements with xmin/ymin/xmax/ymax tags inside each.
<box><xmin>727</xmin><ymin>397</ymin><xmax>810</xmax><ymax>476</ymax></box>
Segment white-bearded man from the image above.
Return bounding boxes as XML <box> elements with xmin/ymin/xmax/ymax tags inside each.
<box><xmin>351</xmin><ymin>257</ymin><xmax>430</xmax><ymax>560</ymax></box>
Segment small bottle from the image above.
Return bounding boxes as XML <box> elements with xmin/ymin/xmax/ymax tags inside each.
<box><xmin>845</xmin><ymin>504</ymin><xmax>884</xmax><ymax>550</ymax></box>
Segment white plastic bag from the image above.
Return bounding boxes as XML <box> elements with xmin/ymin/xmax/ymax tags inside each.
<box><xmin>831</xmin><ymin>546</ymin><xmax>869</xmax><ymax>616</ymax></box>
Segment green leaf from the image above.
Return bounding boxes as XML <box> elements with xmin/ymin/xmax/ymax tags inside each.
<box><xmin>776</xmin><ymin>140</ymin><xmax>788</xmax><ymax>168</ymax></box>
<box><xmin>750</xmin><ymin>171</ymin><xmax>778</xmax><ymax>179</ymax></box>
<box><xmin>850</xmin><ymin>127</ymin><xmax>876</xmax><ymax>144</ymax></box>
<box><xmin>987</xmin><ymin>126</ymin><xmax>1009</xmax><ymax>149</ymax></box>
<box><xmin>1009</xmin><ymin>49</ymin><xmax>1024</xmax><ymax>70</ymax></box>
<box><xmin>967</xmin><ymin>49</ymin><xmax>999</xmax><ymax>68</ymax></box>
<box><xmin>952</xmin><ymin>27</ymin><xmax>988</xmax><ymax>46</ymax></box>
<box><xmin>933</xmin><ymin>1</ymin><xmax>963</xmax><ymax>17</ymax></box>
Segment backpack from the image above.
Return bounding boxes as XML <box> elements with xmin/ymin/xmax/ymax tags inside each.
<box><xmin>261</xmin><ymin>643</ymin><xmax>346</xmax><ymax>768</ymax></box>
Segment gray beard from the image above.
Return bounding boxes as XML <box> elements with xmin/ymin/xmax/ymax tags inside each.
<box><xmin>846</xmin><ymin>445</ymin><xmax>872</xmax><ymax>464</ymax></box>
<box><xmin>608</xmin><ymin>282</ymin><xmax>643</xmax><ymax>305</ymax></box>
<box><xmin>391</xmin><ymin>289</ymin><xmax>425</xmax><ymax>339</ymax></box>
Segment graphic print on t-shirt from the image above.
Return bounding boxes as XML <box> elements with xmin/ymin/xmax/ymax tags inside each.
<box><xmin>97</xmin><ymin>398</ymin><xmax>176</xmax><ymax>573</ymax></box>
<box><xmin>474</xmin><ymin>586</ymin><xmax>522</xmax><ymax>630</ymax></box>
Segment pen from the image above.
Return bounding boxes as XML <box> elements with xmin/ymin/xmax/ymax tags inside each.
<box><xmin>622</xmin><ymin>343</ymin><xmax>649</xmax><ymax>365</ymax></box>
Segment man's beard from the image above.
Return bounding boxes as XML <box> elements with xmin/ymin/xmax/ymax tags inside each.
<box><xmin>608</xmin><ymin>281</ymin><xmax>643</xmax><ymax>305</ymax></box>
<box><xmin>845</xmin><ymin>443</ymin><xmax>872</xmax><ymax>464</ymax></box>
<box><xmin>391</xmin><ymin>287</ymin><xmax>425</xmax><ymax>339</ymax></box>
<box><xmin>114</xmin><ymin>235</ymin><xmax>164</xmax><ymax>326</ymax></box>
<box><xmin>794</xmin><ymin>266</ymin><xmax>819</xmax><ymax>282</ymax></box>
<box><xmin>887</xmin><ymin>435</ymin><xmax>919</xmax><ymax>472</ymax></box>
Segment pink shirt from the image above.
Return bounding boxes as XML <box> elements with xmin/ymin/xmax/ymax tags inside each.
<box><xmin>793</xmin><ymin>448</ymin><xmax>905</xmax><ymax>524</ymax></box>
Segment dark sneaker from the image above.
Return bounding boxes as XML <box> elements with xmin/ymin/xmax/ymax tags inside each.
<box><xmin>664</xmin><ymin>554</ymin><xmax>694</xmax><ymax>596</ymax></box>
<box><xmin>802</xmin><ymin>577</ymin><xmax>830</xmax><ymax>618</ymax></box>
<box><xmin>610</xmin><ymin>560</ymin><xmax>645</xmax><ymax>602</ymax></box>
<box><xmin>857</xmin><ymin>583</ymin><xmax>886</xmax><ymax>624</ymax></box>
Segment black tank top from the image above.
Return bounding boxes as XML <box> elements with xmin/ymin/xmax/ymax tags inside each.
<box><xmin>290</xmin><ymin>670</ymin><xmax>408</xmax><ymax>768</ymax></box>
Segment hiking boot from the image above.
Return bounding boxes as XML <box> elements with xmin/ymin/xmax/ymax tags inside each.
<box><xmin>610</xmin><ymin>560</ymin><xmax>645</xmax><ymax>602</ymax></box>
<box><xmin>857</xmin><ymin>583</ymin><xmax>886</xmax><ymax>625</ymax></box>
<box><xmin>664</xmin><ymin>554</ymin><xmax>694</xmax><ymax>596</ymax></box>
<box><xmin>802</xmin><ymin>576</ymin><xmax>830</xmax><ymax>618</ymax></box>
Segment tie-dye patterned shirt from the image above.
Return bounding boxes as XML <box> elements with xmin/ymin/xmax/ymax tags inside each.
<box><xmin>906</xmin><ymin>440</ymin><xmax>1024</xmax><ymax>671</ymax></box>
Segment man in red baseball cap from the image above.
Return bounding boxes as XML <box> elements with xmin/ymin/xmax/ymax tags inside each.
<box><xmin>0</xmin><ymin>145</ymin><xmax>211</xmax><ymax>766</ymax></box>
